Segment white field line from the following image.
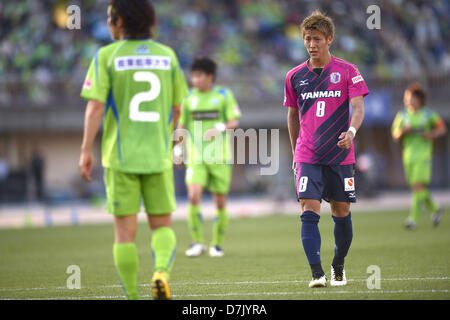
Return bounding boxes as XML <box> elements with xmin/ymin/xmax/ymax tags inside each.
<box><xmin>0</xmin><ymin>277</ymin><xmax>448</xmax><ymax>293</ymax></box>
<box><xmin>1</xmin><ymin>289</ymin><xmax>449</xmax><ymax>300</ymax></box>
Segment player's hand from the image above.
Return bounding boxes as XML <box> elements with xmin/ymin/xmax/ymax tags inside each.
<box><xmin>173</xmin><ymin>144</ymin><xmax>184</xmax><ymax>168</ymax></box>
<box><xmin>337</xmin><ymin>131</ymin><xmax>354</xmax><ymax>149</ymax></box>
<box><xmin>79</xmin><ymin>150</ymin><xmax>93</xmax><ymax>182</ymax></box>
<box><xmin>204</xmin><ymin>128</ymin><xmax>221</xmax><ymax>140</ymax></box>
<box><xmin>402</xmin><ymin>126</ymin><xmax>412</xmax><ymax>135</ymax></box>
<box><xmin>292</xmin><ymin>160</ymin><xmax>297</xmax><ymax>180</ymax></box>
<box><xmin>422</xmin><ymin>131</ymin><xmax>434</xmax><ymax>140</ymax></box>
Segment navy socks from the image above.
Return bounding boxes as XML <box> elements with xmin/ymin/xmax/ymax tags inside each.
<box><xmin>300</xmin><ymin>211</ymin><xmax>322</xmax><ymax>269</ymax></box>
<box><xmin>332</xmin><ymin>212</ymin><xmax>353</xmax><ymax>266</ymax></box>
<box><xmin>301</xmin><ymin>210</ymin><xmax>353</xmax><ymax>277</ymax></box>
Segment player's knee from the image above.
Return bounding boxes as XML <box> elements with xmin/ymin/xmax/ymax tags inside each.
<box><xmin>330</xmin><ymin>202</ymin><xmax>351</xmax><ymax>217</ymax></box>
<box><xmin>188</xmin><ymin>193</ymin><xmax>201</xmax><ymax>205</ymax></box>
<box><xmin>188</xmin><ymin>185</ymin><xmax>202</xmax><ymax>204</ymax></box>
<box><xmin>114</xmin><ymin>229</ymin><xmax>136</xmax><ymax>243</ymax></box>
<box><xmin>114</xmin><ymin>216</ymin><xmax>137</xmax><ymax>243</ymax></box>
<box><xmin>300</xmin><ymin>199</ymin><xmax>320</xmax><ymax>214</ymax></box>
<box><xmin>148</xmin><ymin>214</ymin><xmax>171</xmax><ymax>231</ymax></box>
<box><xmin>213</xmin><ymin>194</ymin><xmax>226</xmax><ymax>209</ymax></box>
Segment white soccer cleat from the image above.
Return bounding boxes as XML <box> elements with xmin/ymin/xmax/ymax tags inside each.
<box><xmin>185</xmin><ymin>243</ymin><xmax>206</xmax><ymax>257</ymax></box>
<box><xmin>209</xmin><ymin>245</ymin><xmax>224</xmax><ymax>257</ymax></box>
<box><xmin>330</xmin><ymin>265</ymin><xmax>347</xmax><ymax>286</ymax></box>
<box><xmin>309</xmin><ymin>275</ymin><xmax>327</xmax><ymax>288</ymax></box>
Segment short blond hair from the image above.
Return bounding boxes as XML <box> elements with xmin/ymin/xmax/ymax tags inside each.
<box><xmin>300</xmin><ymin>10</ymin><xmax>335</xmax><ymax>39</ymax></box>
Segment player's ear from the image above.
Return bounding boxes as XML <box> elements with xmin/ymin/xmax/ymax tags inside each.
<box><xmin>327</xmin><ymin>35</ymin><xmax>334</xmax><ymax>46</ymax></box>
<box><xmin>116</xmin><ymin>16</ymin><xmax>124</xmax><ymax>29</ymax></box>
<box><xmin>208</xmin><ymin>73</ymin><xmax>215</xmax><ymax>83</ymax></box>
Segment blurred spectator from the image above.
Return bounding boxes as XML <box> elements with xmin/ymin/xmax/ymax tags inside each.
<box><xmin>0</xmin><ymin>0</ymin><xmax>449</xmax><ymax>107</ymax></box>
<box><xmin>30</xmin><ymin>149</ymin><xmax>45</xmax><ymax>201</ymax></box>
<box><xmin>0</xmin><ymin>156</ymin><xmax>8</xmax><ymax>181</ymax></box>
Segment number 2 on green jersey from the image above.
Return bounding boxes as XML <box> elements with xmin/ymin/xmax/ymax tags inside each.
<box><xmin>129</xmin><ymin>71</ymin><xmax>160</xmax><ymax>122</ymax></box>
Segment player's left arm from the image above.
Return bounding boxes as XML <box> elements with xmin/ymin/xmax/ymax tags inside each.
<box><xmin>205</xmin><ymin>89</ymin><xmax>241</xmax><ymax>138</ymax></box>
<box><xmin>171</xmin><ymin>51</ymin><xmax>189</xmax><ymax>131</ymax></box>
<box><xmin>337</xmin><ymin>95</ymin><xmax>364</xmax><ymax>149</ymax></box>
<box><xmin>422</xmin><ymin>114</ymin><xmax>447</xmax><ymax>140</ymax></box>
<box><xmin>172</xmin><ymin>104</ymin><xmax>182</xmax><ymax>130</ymax></box>
<box><xmin>171</xmin><ymin>50</ymin><xmax>189</xmax><ymax>148</ymax></box>
<box><xmin>224</xmin><ymin>89</ymin><xmax>241</xmax><ymax>130</ymax></box>
<box><xmin>338</xmin><ymin>66</ymin><xmax>369</xmax><ymax>150</ymax></box>
<box><xmin>225</xmin><ymin>118</ymin><xmax>239</xmax><ymax>130</ymax></box>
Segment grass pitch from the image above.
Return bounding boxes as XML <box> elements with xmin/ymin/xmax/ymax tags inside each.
<box><xmin>0</xmin><ymin>209</ymin><xmax>449</xmax><ymax>300</ymax></box>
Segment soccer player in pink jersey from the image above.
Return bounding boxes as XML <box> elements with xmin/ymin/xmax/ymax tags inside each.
<box><xmin>284</xmin><ymin>11</ymin><xmax>369</xmax><ymax>288</ymax></box>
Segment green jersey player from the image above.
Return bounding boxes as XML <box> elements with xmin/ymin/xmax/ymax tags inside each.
<box><xmin>174</xmin><ymin>57</ymin><xmax>241</xmax><ymax>258</ymax></box>
<box><xmin>79</xmin><ymin>0</ymin><xmax>188</xmax><ymax>300</ymax></box>
<box><xmin>391</xmin><ymin>82</ymin><xmax>447</xmax><ymax>230</ymax></box>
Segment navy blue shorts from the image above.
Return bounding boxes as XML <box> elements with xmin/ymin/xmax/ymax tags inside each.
<box><xmin>294</xmin><ymin>162</ymin><xmax>356</xmax><ymax>203</ymax></box>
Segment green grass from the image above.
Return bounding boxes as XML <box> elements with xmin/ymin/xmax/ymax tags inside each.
<box><xmin>0</xmin><ymin>209</ymin><xmax>449</xmax><ymax>300</ymax></box>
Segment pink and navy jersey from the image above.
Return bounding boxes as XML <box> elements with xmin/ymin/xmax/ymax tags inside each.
<box><xmin>284</xmin><ymin>56</ymin><xmax>369</xmax><ymax>165</ymax></box>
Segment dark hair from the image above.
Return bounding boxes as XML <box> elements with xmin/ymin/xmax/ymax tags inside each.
<box><xmin>191</xmin><ymin>57</ymin><xmax>217</xmax><ymax>77</ymax></box>
<box><xmin>110</xmin><ymin>0</ymin><xmax>156</xmax><ymax>39</ymax></box>
<box><xmin>406</xmin><ymin>82</ymin><xmax>427</xmax><ymax>106</ymax></box>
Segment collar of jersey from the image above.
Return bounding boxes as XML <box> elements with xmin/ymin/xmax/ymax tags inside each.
<box><xmin>305</xmin><ymin>55</ymin><xmax>335</xmax><ymax>74</ymax></box>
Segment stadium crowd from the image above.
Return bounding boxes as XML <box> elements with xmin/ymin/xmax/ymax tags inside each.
<box><xmin>0</xmin><ymin>0</ymin><xmax>449</xmax><ymax>107</ymax></box>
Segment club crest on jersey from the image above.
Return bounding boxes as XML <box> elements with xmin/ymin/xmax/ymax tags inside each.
<box><xmin>330</xmin><ymin>72</ymin><xmax>341</xmax><ymax>84</ymax></box>
<box><xmin>300</xmin><ymin>90</ymin><xmax>341</xmax><ymax>100</ymax></box>
<box><xmin>83</xmin><ymin>78</ymin><xmax>92</xmax><ymax>90</ymax></box>
<box><xmin>135</xmin><ymin>44</ymin><xmax>150</xmax><ymax>54</ymax></box>
<box><xmin>344</xmin><ymin>177</ymin><xmax>355</xmax><ymax>192</ymax></box>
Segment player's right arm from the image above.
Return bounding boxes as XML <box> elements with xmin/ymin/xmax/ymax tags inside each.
<box><xmin>287</xmin><ymin>107</ymin><xmax>300</xmax><ymax>158</ymax></box>
<box><xmin>391</xmin><ymin>112</ymin><xmax>410</xmax><ymax>142</ymax></box>
<box><xmin>284</xmin><ymin>71</ymin><xmax>300</xmax><ymax>169</ymax></box>
<box><xmin>80</xmin><ymin>100</ymin><xmax>104</xmax><ymax>182</ymax></box>
<box><xmin>79</xmin><ymin>48</ymin><xmax>110</xmax><ymax>182</ymax></box>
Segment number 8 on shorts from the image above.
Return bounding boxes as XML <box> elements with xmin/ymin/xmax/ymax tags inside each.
<box><xmin>298</xmin><ymin>176</ymin><xmax>308</xmax><ymax>193</ymax></box>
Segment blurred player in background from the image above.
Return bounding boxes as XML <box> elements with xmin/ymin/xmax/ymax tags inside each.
<box><xmin>79</xmin><ymin>0</ymin><xmax>188</xmax><ymax>299</ymax></box>
<box><xmin>391</xmin><ymin>83</ymin><xmax>447</xmax><ymax>230</ymax></box>
<box><xmin>174</xmin><ymin>57</ymin><xmax>241</xmax><ymax>258</ymax></box>
<box><xmin>284</xmin><ymin>11</ymin><xmax>369</xmax><ymax>288</ymax></box>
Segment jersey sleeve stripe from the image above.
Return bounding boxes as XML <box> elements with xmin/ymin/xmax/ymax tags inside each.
<box><xmin>106</xmin><ymin>89</ymin><xmax>122</xmax><ymax>163</ymax></box>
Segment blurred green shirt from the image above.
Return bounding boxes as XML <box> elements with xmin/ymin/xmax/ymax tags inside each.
<box><xmin>180</xmin><ymin>86</ymin><xmax>241</xmax><ymax>165</ymax></box>
<box><xmin>391</xmin><ymin>107</ymin><xmax>443</xmax><ymax>164</ymax></box>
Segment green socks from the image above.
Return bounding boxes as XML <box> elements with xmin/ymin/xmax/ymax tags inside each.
<box><xmin>113</xmin><ymin>242</ymin><xmax>139</xmax><ymax>300</ymax></box>
<box><xmin>151</xmin><ymin>226</ymin><xmax>176</xmax><ymax>278</ymax></box>
<box><xmin>188</xmin><ymin>204</ymin><xmax>204</xmax><ymax>243</ymax></box>
<box><xmin>410</xmin><ymin>189</ymin><xmax>439</xmax><ymax>223</ymax></box>
<box><xmin>113</xmin><ymin>227</ymin><xmax>176</xmax><ymax>300</ymax></box>
<box><xmin>422</xmin><ymin>189</ymin><xmax>439</xmax><ymax>213</ymax></box>
<box><xmin>187</xmin><ymin>204</ymin><xmax>229</xmax><ymax>246</ymax></box>
<box><xmin>212</xmin><ymin>208</ymin><xmax>228</xmax><ymax>247</ymax></box>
